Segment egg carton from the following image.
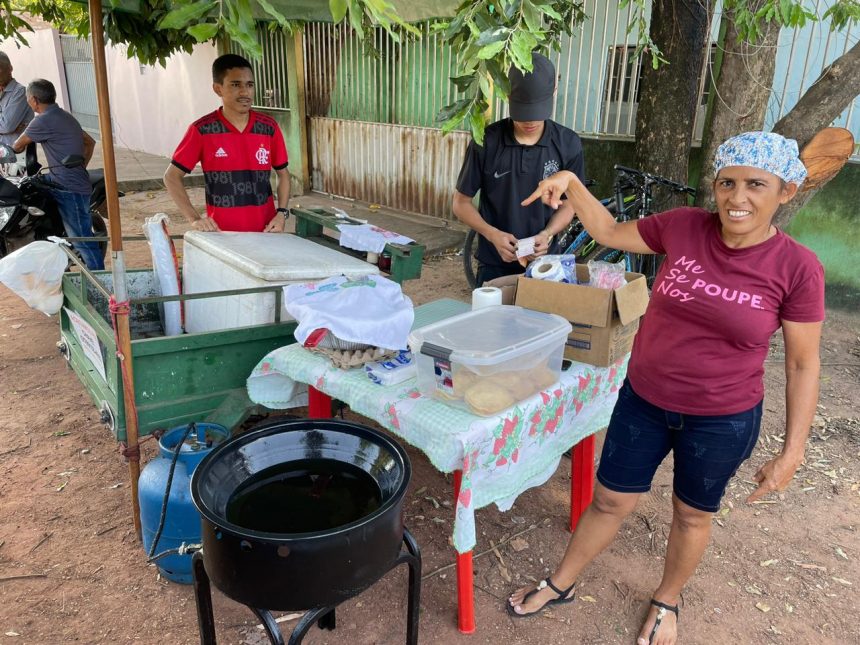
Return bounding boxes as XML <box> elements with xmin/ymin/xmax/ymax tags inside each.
<box><xmin>308</xmin><ymin>345</ymin><xmax>395</xmax><ymax>370</ymax></box>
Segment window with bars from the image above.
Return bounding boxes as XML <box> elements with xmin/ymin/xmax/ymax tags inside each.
<box><xmin>601</xmin><ymin>44</ymin><xmax>716</xmax><ymax>138</ymax></box>
<box><xmin>224</xmin><ymin>26</ymin><xmax>291</xmax><ymax>111</ymax></box>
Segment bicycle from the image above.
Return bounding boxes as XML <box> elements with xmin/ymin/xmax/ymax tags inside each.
<box><xmin>462</xmin><ymin>165</ymin><xmax>695</xmax><ymax>288</ymax></box>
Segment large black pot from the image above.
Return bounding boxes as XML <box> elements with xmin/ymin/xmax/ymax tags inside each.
<box><xmin>190</xmin><ymin>418</ymin><xmax>411</xmax><ymax>611</ymax></box>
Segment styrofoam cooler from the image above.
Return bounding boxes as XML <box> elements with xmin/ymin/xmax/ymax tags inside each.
<box><xmin>182</xmin><ymin>232</ymin><xmax>380</xmax><ymax>333</ymax></box>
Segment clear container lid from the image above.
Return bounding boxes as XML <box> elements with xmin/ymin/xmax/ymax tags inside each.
<box><xmin>408</xmin><ymin>305</ymin><xmax>572</xmax><ymax>366</ymax></box>
<box><xmin>184</xmin><ymin>231</ymin><xmax>379</xmax><ymax>281</ymax></box>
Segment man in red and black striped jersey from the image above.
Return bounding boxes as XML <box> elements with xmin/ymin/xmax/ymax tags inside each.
<box><xmin>164</xmin><ymin>54</ymin><xmax>290</xmax><ymax>232</ymax></box>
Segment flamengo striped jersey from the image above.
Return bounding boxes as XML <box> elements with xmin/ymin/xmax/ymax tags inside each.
<box><xmin>171</xmin><ymin>108</ymin><xmax>288</xmax><ymax>231</ymax></box>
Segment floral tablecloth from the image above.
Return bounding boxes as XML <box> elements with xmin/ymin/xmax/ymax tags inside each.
<box><xmin>246</xmin><ymin>303</ymin><xmax>628</xmax><ymax>553</ymax></box>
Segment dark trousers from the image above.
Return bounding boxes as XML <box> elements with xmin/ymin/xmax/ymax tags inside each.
<box><xmin>50</xmin><ymin>188</ymin><xmax>104</xmax><ymax>270</ymax></box>
<box><xmin>476</xmin><ymin>262</ymin><xmax>525</xmax><ymax>286</ymax></box>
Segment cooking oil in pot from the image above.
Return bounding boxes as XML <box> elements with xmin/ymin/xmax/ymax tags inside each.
<box><xmin>226</xmin><ymin>459</ymin><xmax>382</xmax><ymax>534</ymax></box>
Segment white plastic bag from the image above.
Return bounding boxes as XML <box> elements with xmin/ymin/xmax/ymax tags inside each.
<box><xmin>0</xmin><ymin>237</ymin><xmax>70</xmax><ymax>315</ymax></box>
<box><xmin>336</xmin><ymin>223</ymin><xmax>414</xmax><ymax>254</ymax></box>
<box><xmin>285</xmin><ymin>275</ymin><xmax>414</xmax><ymax>351</ymax></box>
<box><xmin>143</xmin><ymin>213</ymin><xmax>182</xmax><ymax>336</ymax></box>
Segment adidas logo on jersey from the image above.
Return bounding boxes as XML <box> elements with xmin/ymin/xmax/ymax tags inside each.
<box><xmin>215</xmin><ymin>147</ymin><xmax>228</xmax><ymax>158</ymax></box>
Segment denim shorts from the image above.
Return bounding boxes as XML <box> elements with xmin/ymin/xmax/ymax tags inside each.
<box><xmin>596</xmin><ymin>379</ymin><xmax>762</xmax><ymax>513</ymax></box>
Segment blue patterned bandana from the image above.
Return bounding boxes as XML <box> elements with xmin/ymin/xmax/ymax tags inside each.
<box><xmin>714</xmin><ymin>131</ymin><xmax>807</xmax><ymax>185</ymax></box>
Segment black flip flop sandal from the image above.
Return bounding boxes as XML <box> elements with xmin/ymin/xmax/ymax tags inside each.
<box><xmin>506</xmin><ymin>578</ymin><xmax>577</xmax><ymax>618</ymax></box>
<box><xmin>647</xmin><ymin>599</ymin><xmax>680</xmax><ymax>644</ymax></box>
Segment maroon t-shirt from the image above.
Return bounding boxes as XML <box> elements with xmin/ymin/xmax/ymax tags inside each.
<box><xmin>172</xmin><ymin>108</ymin><xmax>288</xmax><ymax>232</ymax></box>
<box><xmin>628</xmin><ymin>207</ymin><xmax>824</xmax><ymax>415</ymax></box>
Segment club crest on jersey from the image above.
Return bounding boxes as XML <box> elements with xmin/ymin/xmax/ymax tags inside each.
<box><xmin>255</xmin><ymin>145</ymin><xmax>270</xmax><ymax>165</ymax></box>
<box><xmin>543</xmin><ymin>159</ymin><xmax>560</xmax><ymax>179</ymax></box>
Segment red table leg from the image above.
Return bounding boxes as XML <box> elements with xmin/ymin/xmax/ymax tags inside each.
<box><xmin>570</xmin><ymin>435</ymin><xmax>596</xmax><ymax>532</ymax></box>
<box><xmin>452</xmin><ymin>469</ymin><xmax>475</xmax><ymax>634</ymax></box>
<box><xmin>308</xmin><ymin>386</ymin><xmax>333</xmax><ymax>419</ymax></box>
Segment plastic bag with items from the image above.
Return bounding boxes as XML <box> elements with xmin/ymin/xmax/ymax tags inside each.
<box><xmin>0</xmin><ymin>237</ymin><xmax>70</xmax><ymax>315</ymax></box>
<box><xmin>524</xmin><ymin>254</ymin><xmax>579</xmax><ymax>283</ymax></box>
<box><xmin>143</xmin><ymin>213</ymin><xmax>182</xmax><ymax>336</ymax></box>
<box><xmin>587</xmin><ymin>259</ymin><xmax>627</xmax><ymax>290</ymax></box>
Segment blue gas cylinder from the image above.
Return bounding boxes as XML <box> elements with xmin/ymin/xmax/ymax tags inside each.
<box><xmin>139</xmin><ymin>422</ymin><xmax>229</xmax><ymax>583</ymax></box>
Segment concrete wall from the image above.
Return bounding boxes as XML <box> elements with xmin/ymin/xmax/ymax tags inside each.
<box><xmin>785</xmin><ymin>162</ymin><xmax>860</xmax><ymax>309</ymax></box>
<box><xmin>0</xmin><ymin>28</ymin><xmax>70</xmax><ymax>109</ymax></box>
<box><xmin>105</xmin><ymin>42</ymin><xmax>220</xmax><ymax>158</ymax></box>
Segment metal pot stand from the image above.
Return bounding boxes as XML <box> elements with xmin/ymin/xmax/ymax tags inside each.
<box><xmin>191</xmin><ymin>528</ymin><xmax>422</xmax><ymax>645</ymax></box>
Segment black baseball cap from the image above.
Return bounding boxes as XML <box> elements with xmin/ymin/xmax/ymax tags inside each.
<box><xmin>508</xmin><ymin>52</ymin><xmax>556</xmax><ymax>122</ymax></box>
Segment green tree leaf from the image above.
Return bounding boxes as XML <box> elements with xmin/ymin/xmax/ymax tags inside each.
<box><xmin>522</xmin><ymin>0</ymin><xmax>543</xmax><ymax>32</ymax></box>
<box><xmin>469</xmin><ymin>106</ymin><xmax>486</xmax><ymax>145</ymax></box>
<box><xmin>256</xmin><ymin>0</ymin><xmax>290</xmax><ymax>27</ymax></box>
<box><xmin>330</xmin><ymin>0</ymin><xmax>349</xmax><ymax>23</ymax></box>
<box><xmin>478</xmin><ymin>40</ymin><xmax>506</xmax><ymax>59</ymax></box>
<box><xmin>510</xmin><ymin>30</ymin><xmax>538</xmax><ymax>71</ymax></box>
<box><xmin>158</xmin><ymin>1</ymin><xmax>217</xmax><ymax>31</ymax></box>
<box><xmin>475</xmin><ymin>27</ymin><xmax>510</xmax><ymax>46</ymax></box>
<box><xmin>437</xmin><ymin>98</ymin><xmax>472</xmax><ymax>124</ymax></box>
<box><xmin>187</xmin><ymin>22</ymin><xmax>219</xmax><ymax>43</ymax></box>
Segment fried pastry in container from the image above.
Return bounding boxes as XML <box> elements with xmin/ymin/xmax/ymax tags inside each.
<box><xmin>464</xmin><ymin>381</ymin><xmax>515</xmax><ymax>416</ymax></box>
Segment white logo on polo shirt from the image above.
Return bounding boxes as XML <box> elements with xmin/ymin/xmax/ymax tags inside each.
<box><xmin>215</xmin><ymin>147</ymin><xmax>228</xmax><ymax>158</ymax></box>
<box><xmin>494</xmin><ymin>170</ymin><xmax>511</xmax><ymax>179</ymax></box>
<box><xmin>255</xmin><ymin>145</ymin><xmax>270</xmax><ymax>165</ymax></box>
<box><xmin>543</xmin><ymin>159</ymin><xmax>560</xmax><ymax>179</ymax></box>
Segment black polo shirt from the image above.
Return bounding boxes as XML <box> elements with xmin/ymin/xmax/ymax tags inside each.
<box><xmin>456</xmin><ymin>118</ymin><xmax>585</xmax><ymax>268</ymax></box>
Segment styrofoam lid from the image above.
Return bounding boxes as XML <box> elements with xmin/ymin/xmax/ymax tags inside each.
<box><xmin>184</xmin><ymin>232</ymin><xmax>381</xmax><ymax>281</ymax></box>
<box><xmin>408</xmin><ymin>305</ymin><xmax>572</xmax><ymax>366</ymax></box>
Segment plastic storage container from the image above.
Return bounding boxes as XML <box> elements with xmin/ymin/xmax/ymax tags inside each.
<box><xmin>183</xmin><ymin>232</ymin><xmax>379</xmax><ymax>333</ymax></box>
<box><xmin>408</xmin><ymin>305</ymin><xmax>572</xmax><ymax>416</ymax></box>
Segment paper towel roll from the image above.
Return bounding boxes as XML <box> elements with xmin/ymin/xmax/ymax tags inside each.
<box><xmin>472</xmin><ymin>286</ymin><xmax>503</xmax><ymax>310</ymax></box>
<box><xmin>531</xmin><ymin>258</ymin><xmax>566</xmax><ymax>282</ymax></box>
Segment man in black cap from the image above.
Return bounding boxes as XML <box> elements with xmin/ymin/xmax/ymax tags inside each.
<box><xmin>453</xmin><ymin>52</ymin><xmax>585</xmax><ymax>285</ymax></box>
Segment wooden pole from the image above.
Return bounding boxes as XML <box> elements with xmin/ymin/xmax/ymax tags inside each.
<box><xmin>87</xmin><ymin>0</ymin><xmax>142</xmax><ymax>538</ymax></box>
<box><xmin>292</xmin><ymin>30</ymin><xmax>310</xmax><ymax>192</ymax></box>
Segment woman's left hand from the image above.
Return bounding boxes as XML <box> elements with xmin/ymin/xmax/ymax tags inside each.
<box><xmin>746</xmin><ymin>452</ymin><xmax>803</xmax><ymax>503</ymax></box>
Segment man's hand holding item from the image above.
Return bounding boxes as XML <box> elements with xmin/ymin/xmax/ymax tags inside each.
<box><xmin>489</xmin><ymin>229</ymin><xmax>518</xmax><ymax>263</ymax></box>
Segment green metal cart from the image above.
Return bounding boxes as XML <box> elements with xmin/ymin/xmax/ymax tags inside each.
<box><xmin>58</xmin><ymin>219</ymin><xmax>425</xmax><ymax>442</ymax></box>
<box><xmin>58</xmin><ymin>267</ymin><xmax>298</xmax><ymax>442</ymax></box>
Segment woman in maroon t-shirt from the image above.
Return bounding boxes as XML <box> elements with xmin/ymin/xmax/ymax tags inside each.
<box><xmin>507</xmin><ymin>132</ymin><xmax>824</xmax><ymax>645</ymax></box>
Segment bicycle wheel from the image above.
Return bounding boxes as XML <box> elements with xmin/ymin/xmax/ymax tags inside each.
<box><xmin>642</xmin><ymin>254</ymin><xmax>664</xmax><ymax>287</ymax></box>
<box><xmin>463</xmin><ymin>229</ymin><xmax>479</xmax><ymax>288</ymax></box>
<box><xmin>554</xmin><ymin>220</ymin><xmax>581</xmax><ymax>255</ymax></box>
<box><xmin>592</xmin><ymin>246</ymin><xmax>624</xmax><ymax>263</ymax></box>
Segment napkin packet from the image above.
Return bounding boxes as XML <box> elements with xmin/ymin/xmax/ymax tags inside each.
<box><xmin>365</xmin><ymin>350</ymin><xmax>416</xmax><ymax>386</ymax></box>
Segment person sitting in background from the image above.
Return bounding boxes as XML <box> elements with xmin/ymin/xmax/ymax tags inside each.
<box><xmin>5</xmin><ymin>79</ymin><xmax>102</xmax><ymax>270</ymax></box>
<box><xmin>452</xmin><ymin>51</ymin><xmax>585</xmax><ymax>285</ymax></box>
<box><xmin>164</xmin><ymin>54</ymin><xmax>290</xmax><ymax>233</ymax></box>
<box><xmin>508</xmin><ymin>131</ymin><xmax>823</xmax><ymax>645</ymax></box>
<box><xmin>0</xmin><ymin>51</ymin><xmax>34</xmax><ymax>176</ymax></box>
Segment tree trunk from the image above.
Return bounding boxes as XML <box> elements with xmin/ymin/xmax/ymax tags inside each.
<box><xmin>771</xmin><ymin>39</ymin><xmax>860</xmax><ymax>230</ymax></box>
<box><xmin>696</xmin><ymin>0</ymin><xmax>780</xmax><ymax>208</ymax></box>
<box><xmin>634</xmin><ymin>0</ymin><xmax>710</xmax><ymax>208</ymax></box>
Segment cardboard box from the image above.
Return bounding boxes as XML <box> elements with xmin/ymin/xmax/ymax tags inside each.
<box><xmin>484</xmin><ymin>274</ymin><xmax>520</xmax><ymax>305</ymax></box>
<box><xmin>513</xmin><ymin>265</ymin><xmax>649</xmax><ymax>367</ymax></box>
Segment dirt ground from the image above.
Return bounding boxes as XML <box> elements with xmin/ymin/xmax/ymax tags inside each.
<box><xmin>1</xmin><ymin>188</ymin><xmax>858</xmax><ymax>645</ymax></box>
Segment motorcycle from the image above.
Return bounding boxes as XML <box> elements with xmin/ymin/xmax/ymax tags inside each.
<box><xmin>0</xmin><ymin>143</ymin><xmax>112</xmax><ymax>261</ymax></box>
